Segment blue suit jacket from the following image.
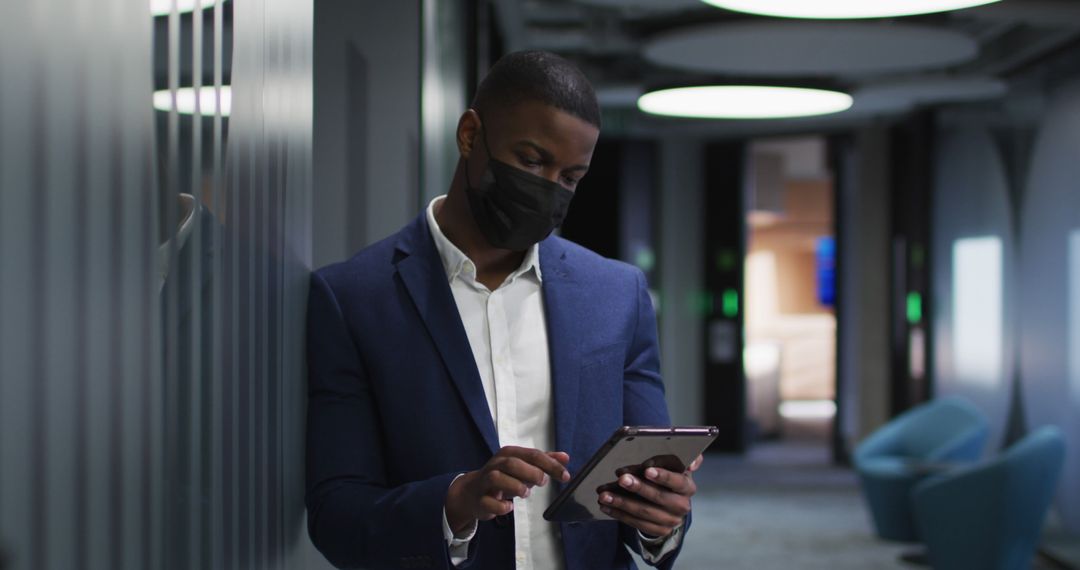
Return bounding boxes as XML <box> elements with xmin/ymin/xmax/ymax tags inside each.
<box><xmin>305</xmin><ymin>213</ymin><xmax>687</xmax><ymax>570</ymax></box>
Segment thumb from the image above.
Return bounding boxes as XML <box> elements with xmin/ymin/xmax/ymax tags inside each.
<box><xmin>689</xmin><ymin>454</ymin><xmax>704</xmax><ymax>473</ymax></box>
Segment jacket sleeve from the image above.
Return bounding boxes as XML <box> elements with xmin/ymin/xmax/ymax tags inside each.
<box><xmin>619</xmin><ymin>268</ymin><xmax>692</xmax><ymax>570</ymax></box>
<box><xmin>305</xmin><ymin>270</ymin><xmax>459</xmax><ymax>569</ymax></box>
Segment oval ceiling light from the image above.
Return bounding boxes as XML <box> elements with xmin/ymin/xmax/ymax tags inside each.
<box><xmin>700</xmin><ymin>0</ymin><xmax>1001</xmax><ymax>19</ymax></box>
<box><xmin>153</xmin><ymin>86</ymin><xmax>232</xmax><ymax>117</ymax></box>
<box><xmin>638</xmin><ymin>85</ymin><xmax>852</xmax><ymax>119</ymax></box>
<box><xmin>150</xmin><ymin>0</ymin><xmax>220</xmax><ymax>17</ymax></box>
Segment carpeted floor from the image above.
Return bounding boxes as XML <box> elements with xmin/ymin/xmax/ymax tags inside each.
<box><xmin>647</xmin><ymin>417</ymin><xmax>1069</xmax><ymax>570</ymax></box>
<box><xmin>671</xmin><ymin>434</ymin><xmax>913</xmax><ymax>570</ymax></box>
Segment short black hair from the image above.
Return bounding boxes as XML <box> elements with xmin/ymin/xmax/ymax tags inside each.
<box><xmin>472</xmin><ymin>50</ymin><xmax>601</xmax><ymax>128</ymax></box>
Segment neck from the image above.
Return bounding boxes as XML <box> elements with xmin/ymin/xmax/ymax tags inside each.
<box><xmin>436</xmin><ymin>165</ymin><xmax>526</xmax><ymax>288</ymax></box>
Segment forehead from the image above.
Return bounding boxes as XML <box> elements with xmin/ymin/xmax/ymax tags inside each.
<box><xmin>486</xmin><ymin>99</ymin><xmax>600</xmax><ymax>159</ymax></box>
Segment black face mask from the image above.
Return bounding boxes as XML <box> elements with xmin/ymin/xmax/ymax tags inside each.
<box><xmin>463</xmin><ymin>122</ymin><xmax>575</xmax><ymax>251</ymax></box>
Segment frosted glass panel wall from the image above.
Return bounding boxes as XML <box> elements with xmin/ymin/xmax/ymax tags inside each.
<box><xmin>0</xmin><ymin>0</ymin><xmax>320</xmax><ymax>568</ymax></box>
<box><xmin>931</xmin><ymin>127</ymin><xmax>1014</xmax><ymax>450</ymax></box>
<box><xmin>1019</xmin><ymin>80</ymin><xmax>1080</xmax><ymax>532</ymax></box>
<box><xmin>0</xmin><ymin>1</ymin><xmax>159</xmax><ymax>567</ymax></box>
<box><xmin>952</xmin><ymin>237</ymin><xmax>1003</xmax><ymax>386</ymax></box>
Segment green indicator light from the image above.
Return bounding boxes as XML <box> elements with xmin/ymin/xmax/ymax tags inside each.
<box><xmin>722</xmin><ymin>288</ymin><xmax>739</xmax><ymax>318</ymax></box>
<box><xmin>907</xmin><ymin>292</ymin><xmax>922</xmax><ymax>324</ymax></box>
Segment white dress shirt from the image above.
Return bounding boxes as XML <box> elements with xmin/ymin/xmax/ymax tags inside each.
<box><xmin>428</xmin><ymin>196</ymin><xmax>563</xmax><ymax>569</ymax></box>
<box><xmin>427</xmin><ymin>196</ymin><xmax>681</xmax><ymax>568</ymax></box>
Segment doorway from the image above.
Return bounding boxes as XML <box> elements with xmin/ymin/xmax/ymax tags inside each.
<box><xmin>742</xmin><ymin>136</ymin><xmax>837</xmax><ymax>446</ymax></box>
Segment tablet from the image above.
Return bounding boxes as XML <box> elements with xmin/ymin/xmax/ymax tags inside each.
<box><xmin>543</xmin><ymin>426</ymin><xmax>719</xmax><ymax>522</ymax></box>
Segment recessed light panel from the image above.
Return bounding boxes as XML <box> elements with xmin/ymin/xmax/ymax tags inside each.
<box><xmin>153</xmin><ymin>86</ymin><xmax>232</xmax><ymax>117</ymax></box>
<box><xmin>638</xmin><ymin>85</ymin><xmax>852</xmax><ymax>119</ymax></box>
<box><xmin>701</xmin><ymin>0</ymin><xmax>1001</xmax><ymax>19</ymax></box>
<box><xmin>150</xmin><ymin>0</ymin><xmax>218</xmax><ymax>16</ymax></box>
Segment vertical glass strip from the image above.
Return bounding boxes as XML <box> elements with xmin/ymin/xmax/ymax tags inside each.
<box><xmin>0</xmin><ymin>3</ymin><xmax>36</xmax><ymax>567</ymax></box>
<box><xmin>83</xmin><ymin>0</ymin><xmax>113</xmax><ymax>567</ymax></box>
<box><xmin>209</xmin><ymin>1</ymin><xmax>226</xmax><ymax>567</ymax></box>
<box><xmin>1070</xmin><ymin>231</ymin><xmax>1080</xmax><ymax>406</ymax></box>
<box><xmin>189</xmin><ymin>2</ymin><xmax>207</xmax><ymax>567</ymax></box>
<box><xmin>43</xmin><ymin>0</ymin><xmax>80</xmax><ymax>564</ymax></box>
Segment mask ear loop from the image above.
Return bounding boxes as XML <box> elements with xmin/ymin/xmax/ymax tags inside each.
<box><xmin>463</xmin><ymin>113</ymin><xmax>491</xmax><ymax>191</ymax></box>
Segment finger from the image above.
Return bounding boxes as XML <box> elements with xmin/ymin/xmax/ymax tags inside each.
<box><xmin>502</xmin><ymin>447</ymin><xmax>571</xmax><ymax>482</ymax></box>
<box><xmin>494</xmin><ymin>456</ymin><xmax>549</xmax><ymax>487</ymax></box>
<box><xmin>546</xmin><ymin>451</ymin><xmax>571</xmax><ymax>465</ymax></box>
<box><xmin>481</xmin><ymin>469</ymin><xmax>532</xmax><ymax>499</ymax></box>
<box><xmin>689</xmin><ymin>455</ymin><xmax>704</xmax><ymax>472</ymax></box>
<box><xmin>598</xmin><ymin>491</ymin><xmax>686</xmax><ymax>528</ymax></box>
<box><xmin>614</xmin><ymin>474</ymin><xmax>688</xmax><ymax>515</ymax></box>
<box><xmin>478</xmin><ymin>494</ymin><xmax>514</xmax><ymax>519</ymax></box>
<box><xmin>643</xmin><ymin>466</ymin><xmax>697</xmax><ymax>495</ymax></box>
<box><xmin>599</xmin><ymin>502</ymin><xmax>682</xmax><ymax>538</ymax></box>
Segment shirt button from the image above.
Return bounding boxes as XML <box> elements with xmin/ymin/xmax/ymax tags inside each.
<box><xmin>516</xmin><ymin>551</ymin><xmax>526</xmax><ymax>563</ymax></box>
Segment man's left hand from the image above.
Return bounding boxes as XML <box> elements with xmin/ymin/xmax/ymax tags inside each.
<box><xmin>597</xmin><ymin>454</ymin><xmax>703</xmax><ymax>538</ymax></box>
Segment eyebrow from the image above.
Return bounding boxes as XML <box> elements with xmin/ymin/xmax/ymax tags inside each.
<box><xmin>514</xmin><ymin>140</ymin><xmax>590</xmax><ymax>173</ymax></box>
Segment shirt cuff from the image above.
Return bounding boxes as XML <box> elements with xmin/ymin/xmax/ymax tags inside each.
<box><xmin>638</xmin><ymin>522</ymin><xmax>684</xmax><ymax>564</ymax></box>
<box><xmin>443</xmin><ymin>474</ymin><xmax>478</xmax><ymax>566</ymax></box>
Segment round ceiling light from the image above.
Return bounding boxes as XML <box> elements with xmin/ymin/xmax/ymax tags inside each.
<box><xmin>700</xmin><ymin>0</ymin><xmax>1001</xmax><ymax>19</ymax></box>
<box><xmin>638</xmin><ymin>85</ymin><xmax>853</xmax><ymax>119</ymax></box>
<box><xmin>153</xmin><ymin>86</ymin><xmax>232</xmax><ymax>117</ymax></box>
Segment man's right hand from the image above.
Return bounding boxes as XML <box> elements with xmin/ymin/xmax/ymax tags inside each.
<box><xmin>445</xmin><ymin>446</ymin><xmax>571</xmax><ymax>534</ymax></box>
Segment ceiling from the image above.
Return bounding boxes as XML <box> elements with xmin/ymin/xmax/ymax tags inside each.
<box><xmin>491</xmin><ymin>0</ymin><xmax>1080</xmax><ymax>136</ymax></box>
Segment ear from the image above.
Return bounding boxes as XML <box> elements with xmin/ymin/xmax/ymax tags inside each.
<box><xmin>456</xmin><ymin>109</ymin><xmax>482</xmax><ymax>159</ymax></box>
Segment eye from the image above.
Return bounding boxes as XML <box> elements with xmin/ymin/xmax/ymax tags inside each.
<box><xmin>516</xmin><ymin>154</ymin><xmax>543</xmax><ymax>169</ymax></box>
<box><xmin>560</xmin><ymin>175</ymin><xmax>582</xmax><ymax>190</ymax></box>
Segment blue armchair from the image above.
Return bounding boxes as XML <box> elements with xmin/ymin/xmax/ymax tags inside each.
<box><xmin>854</xmin><ymin>396</ymin><xmax>989</xmax><ymax>541</ymax></box>
<box><xmin>911</xmin><ymin>425</ymin><xmax>1065</xmax><ymax>570</ymax></box>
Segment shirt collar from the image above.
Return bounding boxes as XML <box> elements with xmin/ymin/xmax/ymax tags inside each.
<box><xmin>426</xmin><ymin>195</ymin><xmax>542</xmax><ymax>285</ymax></box>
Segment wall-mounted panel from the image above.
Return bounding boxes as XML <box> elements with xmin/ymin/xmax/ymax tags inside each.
<box><xmin>931</xmin><ymin>126</ymin><xmax>1014</xmax><ymax>451</ymax></box>
<box><xmin>1019</xmin><ymin>80</ymin><xmax>1080</xmax><ymax>532</ymax></box>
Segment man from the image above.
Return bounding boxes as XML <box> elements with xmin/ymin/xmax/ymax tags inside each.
<box><xmin>306</xmin><ymin>50</ymin><xmax>700</xmax><ymax>570</ymax></box>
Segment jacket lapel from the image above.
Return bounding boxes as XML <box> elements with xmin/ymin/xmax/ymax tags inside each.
<box><xmin>394</xmin><ymin>215</ymin><xmax>500</xmax><ymax>455</ymax></box>
<box><xmin>539</xmin><ymin>238</ymin><xmax>583</xmax><ymax>457</ymax></box>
